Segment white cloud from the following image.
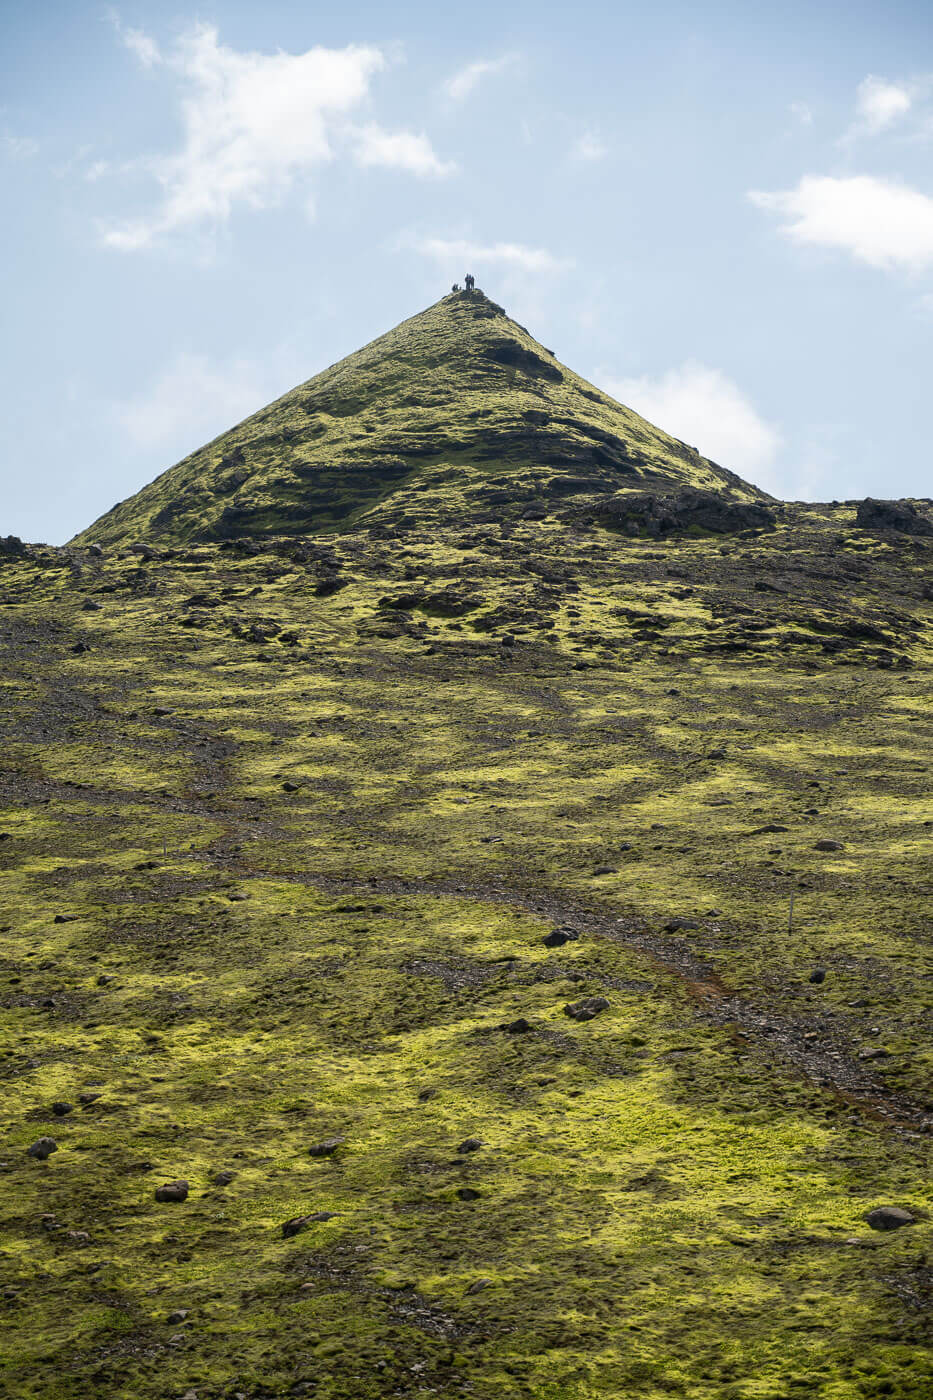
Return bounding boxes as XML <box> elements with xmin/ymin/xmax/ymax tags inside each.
<box><xmin>407</xmin><ymin>235</ymin><xmax>573</xmax><ymax>273</ymax></box>
<box><xmin>599</xmin><ymin>362</ymin><xmax>781</xmax><ymax>478</ymax></box>
<box><xmin>2</xmin><ymin>132</ymin><xmax>38</xmax><ymax>159</ymax></box>
<box><xmin>353</xmin><ymin>124</ymin><xmax>455</xmax><ymax>176</ymax></box>
<box><xmin>571</xmin><ymin>130</ymin><xmax>608</xmax><ymax>162</ymax></box>
<box><xmin>111</xmin><ymin>351</ymin><xmax>285</xmax><ymax>453</ymax></box>
<box><xmin>103</xmin><ymin>24</ymin><xmax>451</xmax><ymax>250</ymax></box>
<box><xmin>855</xmin><ymin>75</ymin><xmax>912</xmax><ymax>132</ymax></box>
<box><xmin>750</xmin><ymin>174</ymin><xmax>933</xmax><ymax>271</ymax></box>
<box><xmin>122</xmin><ymin>26</ymin><xmax>161</xmax><ymax>69</ymax></box>
<box><xmin>108</xmin><ymin>9</ymin><xmax>162</xmax><ymax>67</ymax></box>
<box><xmin>789</xmin><ymin>101</ymin><xmax>813</xmax><ymax>127</ymax></box>
<box><xmin>443</xmin><ymin>56</ymin><xmax>515</xmax><ymax>101</ymax></box>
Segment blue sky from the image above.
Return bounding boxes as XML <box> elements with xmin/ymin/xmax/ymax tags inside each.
<box><xmin>2</xmin><ymin>0</ymin><xmax>932</xmax><ymax>543</ymax></box>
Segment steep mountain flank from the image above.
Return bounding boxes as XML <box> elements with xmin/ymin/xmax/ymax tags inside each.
<box><xmin>73</xmin><ymin>291</ymin><xmax>770</xmax><ymax>547</ymax></box>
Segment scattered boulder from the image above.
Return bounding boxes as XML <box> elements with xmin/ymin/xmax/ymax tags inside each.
<box><xmin>592</xmin><ymin>865</ymin><xmax>617</xmax><ymax>876</ymax></box>
<box><xmin>308</xmin><ymin>1137</ymin><xmax>345</xmax><ymax>1158</ymax></box>
<box><xmin>503</xmin><ymin>1017</ymin><xmax>533</xmax><ymax>1034</ymax></box>
<box><xmin>51</xmin><ymin>1102</ymin><xmax>73</xmax><ymax>1117</ymax></box>
<box><xmin>457</xmin><ymin>1138</ymin><xmax>483</xmax><ymax>1154</ymax></box>
<box><xmin>154</xmin><ymin>1180</ymin><xmax>189</xmax><ymax>1203</ymax></box>
<box><xmin>465</xmin><ymin>1278</ymin><xmax>492</xmax><ymax>1294</ymax></box>
<box><xmin>543</xmin><ymin>926</ymin><xmax>579</xmax><ymax>948</ymax></box>
<box><xmin>564</xmin><ymin>996</ymin><xmax>610</xmax><ymax>1022</ymax></box>
<box><xmin>814</xmin><ymin>839</ymin><xmax>844</xmax><ymax>852</ymax></box>
<box><xmin>865</xmin><ymin>1206</ymin><xmax>915</xmax><ymax>1231</ymax></box>
<box><xmin>166</xmin><ymin>1309</ymin><xmax>189</xmax><ymax>1324</ymax></box>
<box><xmin>456</xmin><ymin>1187</ymin><xmax>482</xmax><ymax>1201</ymax></box>
<box><xmin>281</xmin><ymin>1211</ymin><xmax>339</xmax><ymax>1238</ymax></box>
<box><xmin>809</xmin><ymin>968</ymin><xmax>827</xmax><ymax>985</ymax></box>
<box><xmin>665</xmin><ymin>917</ymin><xmax>701</xmax><ymax>933</ymax></box>
<box><xmin>26</xmin><ymin>1138</ymin><xmax>58</xmax><ymax>1161</ymax></box>
<box><xmin>213</xmin><ymin>1170</ymin><xmax>236</xmax><ymax>1187</ymax></box>
<box><xmin>856</xmin><ymin>499</ymin><xmax>933</xmax><ymax>536</ymax></box>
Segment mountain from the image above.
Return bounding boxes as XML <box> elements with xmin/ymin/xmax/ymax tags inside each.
<box><xmin>73</xmin><ymin>290</ymin><xmax>770</xmax><ymax>548</ymax></box>
<box><xmin>2</xmin><ymin>292</ymin><xmax>931</xmax><ymax>1400</ymax></box>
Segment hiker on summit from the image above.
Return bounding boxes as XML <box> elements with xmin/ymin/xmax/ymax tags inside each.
<box><xmin>451</xmin><ymin>283</ymin><xmax>461</xmax><ymax>292</ymax></box>
<box><xmin>464</xmin><ymin>273</ymin><xmax>475</xmax><ymax>291</ymax></box>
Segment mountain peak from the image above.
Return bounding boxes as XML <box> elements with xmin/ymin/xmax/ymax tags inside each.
<box><xmin>73</xmin><ymin>291</ymin><xmax>770</xmax><ymax>546</ymax></box>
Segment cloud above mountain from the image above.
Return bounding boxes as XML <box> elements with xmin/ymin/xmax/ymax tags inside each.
<box><xmin>103</xmin><ymin>24</ymin><xmax>452</xmax><ymax>250</ymax></box>
<box><xmin>405</xmin><ymin>235</ymin><xmax>573</xmax><ymax>273</ymax></box>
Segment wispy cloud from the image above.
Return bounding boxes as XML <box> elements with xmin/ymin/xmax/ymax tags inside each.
<box><xmin>103</xmin><ymin>24</ymin><xmax>452</xmax><ymax>250</ymax></box>
<box><xmin>599</xmin><ymin>362</ymin><xmax>781</xmax><ymax>479</ymax></box>
<box><xmin>749</xmin><ymin>174</ymin><xmax>933</xmax><ymax>271</ymax></box>
<box><xmin>108</xmin><ymin>9</ymin><xmax>162</xmax><ymax>67</ymax></box>
<box><xmin>353</xmin><ymin>124</ymin><xmax>455</xmax><ymax>177</ymax></box>
<box><xmin>2</xmin><ymin>132</ymin><xmax>38</xmax><ymax>159</ymax></box>
<box><xmin>571</xmin><ymin>130</ymin><xmax>608</xmax><ymax>162</ymax></box>
<box><xmin>789</xmin><ymin>101</ymin><xmax>813</xmax><ymax>127</ymax></box>
<box><xmin>121</xmin><ymin>27</ymin><xmax>161</xmax><ymax>69</ymax></box>
<box><xmin>854</xmin><ymin>75</ymin><xmax>912</xmax><ymax>133</ymax></box>
<box><xmin>442</xmin><ymin>55</ymin><xmax>517</xmax><ymax>101</ymax></box>
<box><xmin>840</xmin><ymin>72</ymin><xmax>933</xmax><ymax>143</ymax></box>
<box><xmin>111</xmin><ymin>350</ymin><xmax>288</xmax><ymax>452</ymax></box>
<box><xmin>405</xmin><ymin>235</ymin><xmax>573</xmax><ymax>273</ymax></box>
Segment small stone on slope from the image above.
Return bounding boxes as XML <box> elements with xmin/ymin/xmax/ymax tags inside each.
<box><xmin>154</xmin><ymin>1180</ymin><xmax>189</xmax><ymax>1203</ymax></box>
<box><xmin>865</xmin><ymin>1206</ymin><xmax>915</xmax><ymax>1231</ymax></box>
<box><xmin>564</xmin><ymin>996</ymin><xmax>610</xmax><ymax>1022</ymax></box>
<box><xmin>26</xmin><ymin>1138</ymin><xmax>58</xmax><ymax>1160</ymax></box>
<box><xmin>308</xmin><ymin>1137</ymin><xmax>345</xmax><ymax>1158</ymax></box>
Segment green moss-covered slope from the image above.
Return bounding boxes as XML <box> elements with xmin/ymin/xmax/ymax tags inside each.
<box><xmin>1</xmin><ymin>500</ymin><xmax>930</xmax><ymax>1399</ymax></box>
<box><xmin>72</xmin><ymin>291</ymin><xmax>769</xmax><ymax>548</ymax></box>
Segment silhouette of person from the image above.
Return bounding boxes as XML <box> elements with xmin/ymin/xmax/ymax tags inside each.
<box><xmin>451</xmin><ymin>283</ymin><xmax>461</xmax><ymax>292</ymax></box>
<box><xmin>465</xmin><ymin>273</ymin><xmax>475</xmax><ymax>291</ymax></box>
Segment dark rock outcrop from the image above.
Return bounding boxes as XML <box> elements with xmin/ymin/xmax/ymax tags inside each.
<box><xmin>856</xmin><ymin>499</ymin><xmax>933</xmax><ymax>536</ymax></box>
<box><xmin>482</xmin><ymin>340</ymin><xmax>563</xmax><ymax>382</ymax></box>
<box><xmin>590</xmin><ymin>489</ymin><xmax>775</xmax><ymax>537</ymax></box>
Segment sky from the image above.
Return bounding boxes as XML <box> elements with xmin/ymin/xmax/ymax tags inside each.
<box><xmin>2</xmin><ymin>0</ymin><xmax>932</xmax><ymax>544</ymax></box>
